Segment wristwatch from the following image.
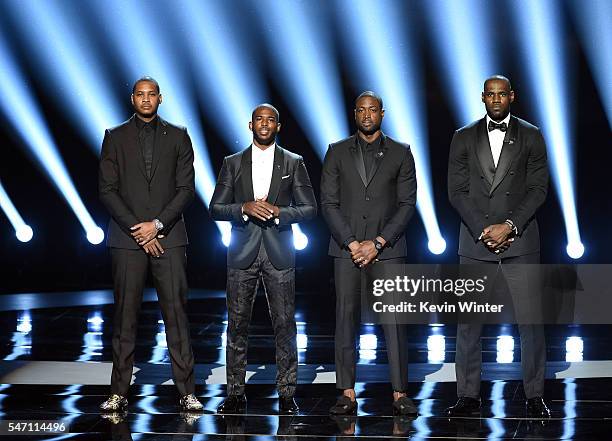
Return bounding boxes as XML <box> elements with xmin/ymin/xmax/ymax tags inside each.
<box><xmin>374</xmin><ymin>238</ymin><xmax>384</xmax><ymax>251</ymax></box>
<box><xmin>153</xmin><ymin>219</ymin><xmax>164</xmax><ymax>231</ymax></box>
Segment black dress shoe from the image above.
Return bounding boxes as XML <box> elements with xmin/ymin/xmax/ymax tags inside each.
<box><xmin>445</xmin><ymin>397</ymin><xmax>481</xmax><ymax>416</ymax></box>
<box><xmin>392</xmin><ymin>396</ymin><xmax>418</xmax><ymax>416</ymax></box>
<box><xmin>279</xmin><ymin>396</ymin><xmax>299</xmax><ymax>414</ymax></box>
<box><xmin>329</xmin><ymin>395</ymin><xmax>357</xmax><ymax>415</ymax></box>
<box><xmin>526</xmin><ymin>397</ymin><xmax>551</xmax><ymax>419</ymax></box>
<box><xmin>217</xmin><ymin>394</ymin><xmax>247</xmax><ymax>414</ymax></box>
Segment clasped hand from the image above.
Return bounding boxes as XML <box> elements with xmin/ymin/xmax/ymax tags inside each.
<box><xmin>481</xmin><ymin>223</ymin><xmax>515</xmax><ymax>254</ymax></box>
<box><xmin>131</xmin><ymin>221</ymin><xmax>164</xmax><ymax>257</ymax></box>
<box><xmin>242</xmin><ymin>197</ymin><xmax>280</xmax><ymax>222</ymax></box>
<box><xmin>350</xmin><ymin>240</ymin><xmax>378</xmax><ymax>268</ymax></box>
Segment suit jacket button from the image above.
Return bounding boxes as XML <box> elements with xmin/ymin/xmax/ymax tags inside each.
<box><xmin>362</xmin><ymin>215</ymin><xmax>367</xmax><ymax>219</ymax></box>
<box><xmin>485</xmin><ymin>214</ymin><xmax>489</xmax><ymax>218</ymax></box>
<box><xmin>506</xmin><ymin>192</ymin><xmax>510</xmax><ymax>196</ymax></box>
<box><xmin>509</xmin><ymin>171</ymin><xmax>514</xmax><ymax>175</ymax></box>
<box><xmin>480</xmin><ymin>175</ymin><xmax>484</xmax><ymax>179</ymax></box>
<box><xmin>509</xmin><ymin>210</ymin><xmax>513</xmax><ymax>215</ymax></box>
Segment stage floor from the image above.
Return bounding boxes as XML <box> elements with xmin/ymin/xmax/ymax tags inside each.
<box><xmin>0</xmin><ymin>289</ymin><xmax>610</xmax><ymax>439</ymax></box>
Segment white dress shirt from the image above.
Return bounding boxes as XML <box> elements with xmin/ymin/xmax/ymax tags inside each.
<box><xmin>242</xmin><ymin>143</ymin><xmax>279</xmax><ymax>224</ymax></box>
<box><xmin>486</xmin><ymin>113</ymin><xmax>511</xmax><ymax>168</ymax></box>
<box><xmin>251</xmin><ymin>143</ymin><xmax>275</xmax><ymax>199</ymax></box>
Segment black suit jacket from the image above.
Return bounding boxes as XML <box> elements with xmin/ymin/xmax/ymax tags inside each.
<box><xmin>210</xmin><ymin>145</ymin><xmax>317</xmax><ymax>270</ymax></box>
<box><xmin>448</xmin><ymin>116</ymin><xmax>549</xmax><ymax>260</ymax></box>
<box><xmin>320</xmin><ymin>133</ymin><xmax>417</xmax><ymax>259</ymax></box>
<box><xmin>99</xmin><ymin>115</ymin><xmax>195</xmax><ymax>249</ymax></box>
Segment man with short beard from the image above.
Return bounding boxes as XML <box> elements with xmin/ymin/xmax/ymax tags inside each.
<box><xmin>321</xmin><ymin>91</ymin><xmax>418</xmax><ymax>416</ymax></box>
<box><xmin>210</xmin><ymin>104</ymin><xmax>316</xmax><ymax>415</ymax></box>
<box><xmin>98</xmin><ymin>76</ymin><xmax>202</xmax><ymax>412</ymax></box>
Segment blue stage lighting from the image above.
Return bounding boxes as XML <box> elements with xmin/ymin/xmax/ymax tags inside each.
<box><xmin>175</xmin><ymin>1</ymin><xmax>266</xmax><ymax>148</ymax></box>
<box><xmin>253</xmin><ymin>0</ymin><xmax>348</xmax><ymax>159</ymax></box>
<box><xmin>512</xmin><ymin>0</ymin><xmax>584</xmax><ymax>259</ymax></box>
<box><xmin>90</xmin><ymin>0</ymin><xmax>225</xmax><ymax>238</ymax></box>
<box><xmin>0</xmin><ymin>32</ymin><xmax>104</xmax><ymax>245</ymax></box>
<box><xmin>0</xmin><ymin>180</ymin><xmax>33</xmax><ymax>242</ymax></box>
<box><xmin>6</xmin><ymin>0</ymin><xmax>123</xmax><ymax>150</ymax></box>
<box><xmin>569</xmin><ymin>0</ymin><xmax>612</xmax><ymax>128</ymax></box>
<box><xmin>424</xmin><ymin>0</ymin><xmax>497</xmax><ymax>125</ymax></box>
<box><xmin>337</xmin><ymin>0</ymin><xmax>446</xmax><ymax>255</ymax></box>
<box><xmin>175</xmin><ymin>1</ymin><xmax>309</xmax><ymax>250</ymax></box>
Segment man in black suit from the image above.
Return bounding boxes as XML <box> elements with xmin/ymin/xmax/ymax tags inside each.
<box><xmin>321</xmin><ymin>91</ymin><xmax>418</xmax><ymax>416</ymax></box>
<box><xmin>210</xmin><ymin>104</ymin><xmax>316</xmax><ymax>414</ymax></box>
<box><xmin>98</xmin><ymin>77</ymin><xmax>202</xmax><ymax>412</ymax></box>
<box><xmin>446</xmin><ymin>75</ymin><xmax>550</xmax><ymax>418</ymax></box>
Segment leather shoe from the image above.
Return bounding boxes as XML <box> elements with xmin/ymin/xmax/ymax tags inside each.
<box><xmin>279</xmin><ymin>396</ymin><xmax>299</xmax><ymax>415</ymax></box>
<box><xmin>217</xmin><ymin>394</ymin><xmax>247</xmax><ymax>414</ymax></box>
<box><xmin>329</xmin><ymin>395</ymin><xmax>357</xmax><ymax>415</ymax></box>
<box><xmin>445</xmin><ymin>397</ymin><xmax>481</xmax><ymax>416</ymax></box>
<box><xmin>526</xmin><ymin>397</ymin><xmax>551</xmax><ymax>419</ymax></box>
<box><xmin>392</xmin><ymin>396</ymin><xmax>418</xmax><ymax>416</ymax></box>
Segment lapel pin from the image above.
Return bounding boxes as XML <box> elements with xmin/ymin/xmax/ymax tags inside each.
<box><xmin>376</xmin><ymin>151</ymin><xmax>384</xmax><ymax>158</ymax></box>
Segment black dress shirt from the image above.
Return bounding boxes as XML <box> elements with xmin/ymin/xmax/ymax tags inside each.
<box><xmin>358</xmin><ymin>134</ymin><xmax>381</xmax><ymax>181</ymax></box>
<box><xmin>136</xmin><ymin>115</ymin><xmax>157</xmax><ymax>178</ymax></box>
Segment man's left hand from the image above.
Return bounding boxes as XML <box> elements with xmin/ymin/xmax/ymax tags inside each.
<box><xmin>351</xmin><ymin>240</ymin><xmax>378</xmax><ymax>267</ymax></box>
<box><xmin>481</xmin><ymin>223</ymin><xmax>513</xmax><ymax>248</ymax></box>
<box><xmin>131</xmin><ymin>221</ymin><xmax>158</xmax><ymax>245</ymax></box>
<box><xmin>257</xmin><ymin>200</ymin><xmax>280</xmax><ymax>218</ymax></box>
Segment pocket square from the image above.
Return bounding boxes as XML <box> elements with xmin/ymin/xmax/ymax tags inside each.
<box><xmin>281</xmin><ymin>174</ymin><xmax>291</xmax><ymax>179</ymax></box>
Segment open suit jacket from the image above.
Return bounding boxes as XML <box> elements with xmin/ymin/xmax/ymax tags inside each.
<box><xmin>320</xmin><ymin>133</ymin><xmax>417</xmax><ymax>259</ymax></box>
<box><xmin>209</xmin><ymin>145</ymin><xmax>317</xmax><ymax>270</ymax></box>
<box><xmin>448</xmin><ymin>116</ymin><xmax>548</xmax><ymax>261</ymax></box>
<box><xmin>99</xmin><ymin>115</ymin><xmax>195</xmax><ymax>249</ymax></box>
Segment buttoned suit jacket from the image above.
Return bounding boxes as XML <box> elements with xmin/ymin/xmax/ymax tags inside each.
<box><xmin>99</xmin><ymin>115</ymin><xmax>195</xmax><ymax>250</ymax></box>
<box><xmin>448</xmin><ymin>116</ymin><xmax>549</xmax><ymax>260</ymax></box>
<box><xmin>210</xmin><ymin>145</ymin><xmax>317</xmax><ymax>270</ymax></box>
<box><xmin>320</xmin><ymin>133</ymin><xmax>417</xmax><ymax>260</ymax></box>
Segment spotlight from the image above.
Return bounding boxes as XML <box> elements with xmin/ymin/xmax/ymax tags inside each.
<box><xmin>512</xmin><ymin>0</ymin><xmax>584</xmax><ymax>259</ymax></box>
<box><xmin>427</xmin><ymin>237</ymin><xmax>447</xmax><ymax>255</ymax></box>
<box><xmin>15</xmin><ymin>225</ymin><xmax>33</xmax><ymax>243</ymax></box>
<box><xmin>292</xmin><ymin>225</ymin><xmax>309</xmax><ymax>251</ymax></box>
<box><xmin>338</xmin><ymin>0</ymin><xmax>446</xmax><ymax>255</ymax></box>
<box><xmin>0</xmin><ymin>31</ymin><xmax>104</xmax><ymax>244</ymax></box>
<box><xmin>0</xmin><ymin>180</ymin><xmax>33</xmax><ymax>243</ymax></box>
<box><xmin>568</xmin><ymin>0</ymin><xmax>612</xmax><ymax>127</ymax></box>
<box><xmin>6</xmin><ymin>0</ymin><xmax>123</xmax><ymax>149</ymax></box>
<box><xmin>253</xmin><ymin>0</ymin><xmax>348</xmax><ymax>159</ymax></box>
<box><xmin>566</xmin><ymin>242</ymin><xmax>585</xmax><ymax>260</ymax></box>
<box><xmin>86</xmin><ymin>227</ymin><xmax>105</xmax><ymax>245</ymax></box>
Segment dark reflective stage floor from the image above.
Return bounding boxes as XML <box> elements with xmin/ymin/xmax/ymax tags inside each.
<box><xmin>0</xmin><ymin>289</ymin><xmax>611</xmax><ymax>439</ymax></box>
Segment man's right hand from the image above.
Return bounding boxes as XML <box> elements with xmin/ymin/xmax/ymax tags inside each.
<box><xmin>348</xmin><ymin>241</ymin><xmax>361</xmax><ymax>253</ymax></box>
<box><xmin>143</xmin><ymin>238</ymin><xmax>164</xmax><ymax>258</ymax></box>
<box><xmin>242</xmin><ymin>200</ymin><xmax>274</xmax><ymax>221</ymax></box>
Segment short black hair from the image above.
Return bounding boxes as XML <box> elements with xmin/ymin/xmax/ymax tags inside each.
<box><xmin>355</xmin><ymin>91</ymin><xmax>383</xmax><ymax>109</ymax></box>
<box><xmin>484</xmin><ymin>75</ymin><xmax>512</xmax><ymax>91</ymax></box>
<box><xmin>132</xmin><ymin>76</ymin><xmax>160</xmax><ymax>94</ymax></box>
<box><xmin>251</xmin><ymin>103</ymin><xmax>280</xmax><ymax>122</ymax></box>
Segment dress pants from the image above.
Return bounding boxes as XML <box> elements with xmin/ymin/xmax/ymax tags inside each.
<box><xmin>334</xmin><ymin>257</ymin><xmax>408</xmax><ymax>392</ymax></box>
<box><xmin>455</xmin><ymin>253</ymin><xmax>546</xmax><ymax>399</ymax></box>
<box><xmin>226</xmin><ymin>243</ymin><xmax>297</xmax><ymax>397</ymax></box>
<box><xmin>110</xmin><ymin>246</ymin><xmax>195</xmax><ymax>397</ymax></box>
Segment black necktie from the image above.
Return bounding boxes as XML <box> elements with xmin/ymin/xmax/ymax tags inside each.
<box><xmin>140</xmin><ymin>124</ymin><xmax>154</xmax><ymax>177</ymax></box>
<box><xmin>488</xmin><ymin>121</ymin><xmax>508</xmax><ymax>132</ymax></box>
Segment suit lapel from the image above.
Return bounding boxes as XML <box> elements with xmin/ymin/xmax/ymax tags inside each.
<box><xmin>266</xmin><ymin>145</ymin><xmax>284</xmax><ymax>204</ymax></box>
<box><xmin>475</xmin><ymin>118</ymin><xmax>496</xmax><ymax>187</ymax></box>
<box><xmin>365</xmin><ymin>133</ymin><xmax>388</xmax><ymax>187</ymax></box>
<box><xmin>240</xmin><ymin>147</ymin><xmax>255</xmax><ymax>201</ymax></box>
<box><xmin>490</xmin><ymin>116</ymin><xmax>519</xmax><ymax>195</ymax></box>
<box><xmin>350</xmin><ymin>135</ymin><xmax>368</xmax><ymax>187</ymax></box>
<box><xmin>148</xmin><ymin>116</ymin><xmax>167</xmax><ymax>181</ymax></box>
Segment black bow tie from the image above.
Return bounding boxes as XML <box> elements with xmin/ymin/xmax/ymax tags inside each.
<box><xmin>488</xmin><ymin>121</ymin><xmax>508</xmax><ymax>132</ymax></box>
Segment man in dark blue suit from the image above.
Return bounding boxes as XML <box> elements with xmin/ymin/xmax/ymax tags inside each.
<box><xmin>210</xmin><ymin>104</ymin><xmax>317</xmax><ymax>414</ymax></box>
